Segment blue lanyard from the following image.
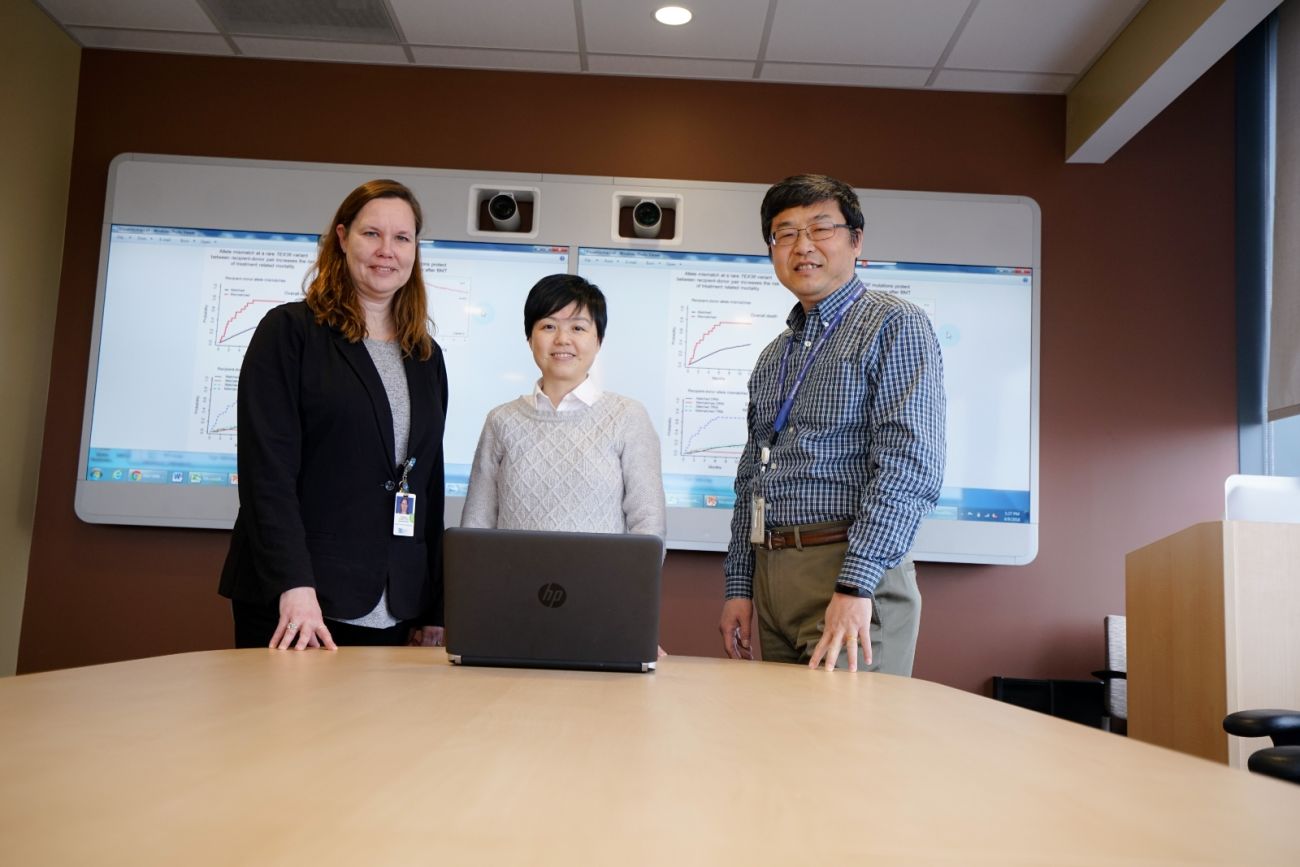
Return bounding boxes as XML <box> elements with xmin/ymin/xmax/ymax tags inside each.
<box><xmin>771</xmin><ymin>284</ymin><xmax>865</xmax><ymax>437</ymax></box>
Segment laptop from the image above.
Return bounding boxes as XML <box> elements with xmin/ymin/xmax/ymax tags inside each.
<box><xmin>443</xmin><ymin>527</ymin><xmax>663</xmax><ymax>673</ymax></box>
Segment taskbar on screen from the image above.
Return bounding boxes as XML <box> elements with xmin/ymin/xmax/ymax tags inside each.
<box><xmin>85</xmin><ymin>447</ymin><xmax>238</xmax><ymax>486</ymax></box>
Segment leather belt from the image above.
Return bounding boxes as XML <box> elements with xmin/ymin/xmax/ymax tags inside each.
<box><xmin>758</xmin><ymin>524</ymin><xmax>850</xmax><ymax>551</ymax></box>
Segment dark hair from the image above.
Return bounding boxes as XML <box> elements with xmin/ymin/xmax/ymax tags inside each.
<box><xmin>523</xmin><ymin>274</ymin><xmax>608</xmax><ymax>342</ymax></box>
<box><xmin>305</xmin><ymin>179</ymin><xmax>433</xmax><ymax>360</ymax></box>
<box><xmin>759</xmin><ymin>174</ymin><xmax>864</xmax><ymax>245</ymax></box>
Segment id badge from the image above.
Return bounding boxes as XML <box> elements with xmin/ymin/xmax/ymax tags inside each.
<box><xmin>393</xmin><ymin>493</ymin><xmax>416</xmax><ymax>537</ymax></box>
<box><xmin>750</xmin><ymin>495</ymin><xmax>766</xmax><ymax>545</ymax></box>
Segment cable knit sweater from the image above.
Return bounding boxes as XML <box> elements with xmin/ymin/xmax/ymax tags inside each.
<box><xmin>460</xmin><ymin>392</ymin><xmax>666</xmax><ymax>538</ymax></box>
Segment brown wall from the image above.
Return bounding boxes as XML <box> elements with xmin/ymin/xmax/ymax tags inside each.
<box><xmin>19</xmin><ymin>50</ymin><xmax>1238</xmax><ymax>693</ymax></box>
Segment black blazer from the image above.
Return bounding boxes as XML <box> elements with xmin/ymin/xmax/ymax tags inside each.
<box><xmin>219</xmin><ymin>302</ymin><xmax>447</xmax><ymax>625</ymax></box>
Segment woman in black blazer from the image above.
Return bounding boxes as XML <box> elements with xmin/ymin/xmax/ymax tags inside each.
<box><xmin>220</xmin><ymin>180</ymin><xmax>447</xmax><ymax>650</ymax></box>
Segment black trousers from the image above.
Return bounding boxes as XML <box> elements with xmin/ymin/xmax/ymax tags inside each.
<box><xmin>232</xmin><ymin>599</ymin><xmax>412</xmax><ymax>648</ymax></box>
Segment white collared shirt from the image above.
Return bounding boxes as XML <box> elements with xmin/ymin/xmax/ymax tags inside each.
<box><xmin>529</xmin><ymin>377</ymin><xmax>603</xmax><ymax>413</ymax></box>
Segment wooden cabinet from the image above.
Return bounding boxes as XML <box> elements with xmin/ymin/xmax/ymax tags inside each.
<box><xmin>1126</xmin><ymin>521</ymin><xmax>1300</xmax><ymax>766</ymax></box>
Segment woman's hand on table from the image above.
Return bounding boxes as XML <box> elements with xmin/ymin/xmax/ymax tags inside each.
<box><xmin>272</xmin><ymin>587</ymin><xmax>337</xmax><ymax>650</ymax></box>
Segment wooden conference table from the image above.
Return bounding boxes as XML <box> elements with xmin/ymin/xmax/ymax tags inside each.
<box><xmin>2</xmin><ymin>649</ymin><xmax>1298</xmax><ymax>865</ymax></box>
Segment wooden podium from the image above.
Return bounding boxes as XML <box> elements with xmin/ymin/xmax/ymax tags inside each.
<box><xmin>1126</xmin><ymin>521</ymin><xmax>1300</xmax><ymax>766</ymax></box>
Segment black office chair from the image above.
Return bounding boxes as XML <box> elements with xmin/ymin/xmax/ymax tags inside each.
<box><xmin>1222</xmin><ymin>709</ymin><xmax>1300</xmax><ymax>784</ymax></box>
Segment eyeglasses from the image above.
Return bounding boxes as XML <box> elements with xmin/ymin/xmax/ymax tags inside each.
<box><xmin>769</xmin><ymin>222</ymin><xmax>853</xmax><ymax>248</ymax></box>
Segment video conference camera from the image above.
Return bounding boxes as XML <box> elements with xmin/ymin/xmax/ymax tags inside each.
<box><xmin>487</xmin><ymin>192</ymin><xmax>521</xmax><ymax>231</ymax></box>
<box><xmin>632</xmin><ymin>199</ymin><xmax>663</xmax><ymax>238</ymax></box>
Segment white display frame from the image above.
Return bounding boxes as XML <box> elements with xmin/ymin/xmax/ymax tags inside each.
<box><xmin>76</xmin><ymin>153</ymin><xmax>1040</xmax><ymax>564</ymax></box>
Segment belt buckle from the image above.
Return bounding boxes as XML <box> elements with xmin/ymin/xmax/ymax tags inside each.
<box><xmin>764</xmin><ymin>531</ymin><xmax>785</xmax><ymax>550</ymax></box>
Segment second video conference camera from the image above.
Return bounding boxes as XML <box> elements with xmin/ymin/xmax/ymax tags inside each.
<box><xmin>632</xmin><ymin>199</ymin><xmax>663</xmax><ymax>238</ymax></box>
<box><xmin>487</xmin><ymin>192</ymin><xmax>522</xmax><ymax>231</ymax></box>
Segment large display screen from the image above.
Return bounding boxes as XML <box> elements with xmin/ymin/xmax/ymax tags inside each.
<box><xmin>580</xmin><ymin>248</ymin><xmax>1033</xmax><ymax>552</ymax></box>
<box><xmin>86</xmin><ymin>225</ymin><xmax>316</xmax><ymax>488</ymax></box>
<box><xmin>80</xmin><ymin>226</ymin><xmax>568</xmax><ymax>520</ymax></box>
<box><xmin>426</xmin><ymin>240</ymin><xmax>572</xmax><ymax>490</ymax></box>
<box><xmin>76</xmin><ymin>155</ymin><xmax>1040</xmax><ymax>564</ymax></box>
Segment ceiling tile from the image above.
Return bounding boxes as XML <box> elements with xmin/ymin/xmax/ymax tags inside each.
<box><xmin>582</xmin><ymin>0</ymin><xmax>769</xmax><ymax>59</ymax></box>
<box><xmin>389</xmin><ymin>0</ymin><xmax>578</xmax><ymax>50</ymax></box>
<box><xmin>761</xmin><ymin>62</ymin><xmax>930</xmax><ymax>89</ymax></box>
<box><xmin>931</xmin><ymin>68</ymin><xmax>1073</xmax><ymax>94</ymax></box>
<box><xmin>766</xmin><ymin>0</ymin><xmax>970</xmax><ymax>67</ymax></box>
<box><xmin>33</xmin><ymin>0</ymin><xmax>1157</xmax><ymax>97</ymax></box>
<box><xmin>67</xmin><ymin>27</ymin><xmax>232</xmax><ymax>54</ymax></box>
<box><xmin>409</xmin><ymin>46</ymin><xmax>581</xmax><ymax>72</ymax></box>
<box><xmin>37</xmin><ymin>0</ymin><xmax>217</xmax><ymax>32</ymax></box>
<box><xmin>233</xmin><ymin>37</ymin><xmax>410</xmax><ymax>65</ymax></box>
<box><xmin>946</xmin><ymin>0</ymin><xmax>1144</xmax><ymax>74</ymax></box>
<box><xmin>587</xmin><ymin>54</ymin><xmax>756</xmax><ymax>80</ymax></box>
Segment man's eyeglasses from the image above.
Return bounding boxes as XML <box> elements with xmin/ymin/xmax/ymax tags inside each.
<box><xmin>769</xmin><ymin>222</ymin><xmax>853</xmax><ymax>248</ymax></box>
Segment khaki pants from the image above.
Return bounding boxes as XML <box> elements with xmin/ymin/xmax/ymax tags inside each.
<box><xmin>753</xmin><ymin>530</ymin><xmax>921</xmax><ymax>676</ymax></box>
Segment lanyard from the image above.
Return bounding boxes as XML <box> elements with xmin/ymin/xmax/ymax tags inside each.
<box><xmin>771</xmin><ymin>284</ymin><xmax>865</xmax><ymax>437</ymax></box>
<box><xmin>398</xmin><ymin>457</ymin><xmax>416</xmax><ymax>494</ymax></box>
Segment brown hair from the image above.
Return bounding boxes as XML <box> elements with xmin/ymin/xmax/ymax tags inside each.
<box><xmin>305</xmin><ymin>179</ymin><xmax>433</xmax><ymax>360</ymax></box>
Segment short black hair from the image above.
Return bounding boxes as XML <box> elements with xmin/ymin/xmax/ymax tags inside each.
<box><xmin>759</xmin><ymin>174</ymin><xmax>864</xmax><ymax>245</ymax></box>
<box><xmin>523</xmin><ymin>274</ymin><xmax>608</xmax><ymax>342</ymax></box>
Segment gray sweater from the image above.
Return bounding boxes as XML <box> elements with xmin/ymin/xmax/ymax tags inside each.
<box><xmin>461</xmin><ymin>393</ymin><xmax>666</xmax><ymax>538</ymax></box>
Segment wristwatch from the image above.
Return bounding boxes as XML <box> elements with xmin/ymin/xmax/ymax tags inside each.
<box><xmin>834</xmin><ymin>581</ymin><xmax>872</xmax><ymax>598</ymax></box>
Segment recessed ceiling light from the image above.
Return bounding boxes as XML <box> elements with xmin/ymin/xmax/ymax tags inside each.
<box><xmin>654</xmin><ymin>6</ymin><xmax>693</xmax><ymax>26</ymax></box>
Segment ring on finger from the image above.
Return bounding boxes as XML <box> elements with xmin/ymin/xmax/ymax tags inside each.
<box><xmin>287</xmin><ymin>622</ymin><xmax>299</xmax><ymax>632</ymax></box>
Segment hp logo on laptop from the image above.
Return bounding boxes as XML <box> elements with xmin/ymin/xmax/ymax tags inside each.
<box><xmin>537</xmin><ymin>583</ymin><xmax>567</xmax><ymax>608</ymax></box>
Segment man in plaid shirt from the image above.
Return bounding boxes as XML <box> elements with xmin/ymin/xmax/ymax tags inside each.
<box><xmin>719</xmin><ymin>174</ymin><xmax>946</xmax><ymax>675</ymax></box>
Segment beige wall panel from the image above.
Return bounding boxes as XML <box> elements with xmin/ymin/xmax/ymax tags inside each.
<box><xmin>0</xmin><ymin>1</ymin><xmax>79</xmax><ymax>676</ymax></box>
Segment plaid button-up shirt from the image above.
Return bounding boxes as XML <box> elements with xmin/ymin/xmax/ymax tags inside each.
<box><xmin>724</xmin><ymin>276</ymin><xmax>946</xmax><ymax>597</ymax></box>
